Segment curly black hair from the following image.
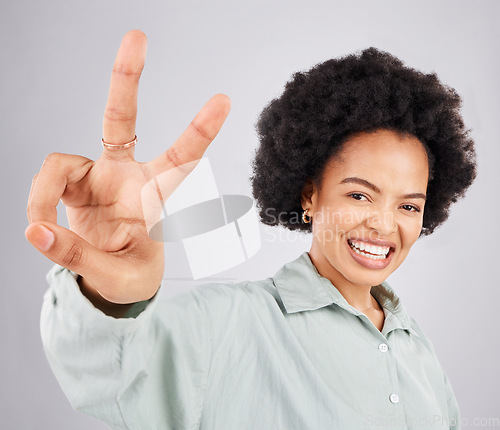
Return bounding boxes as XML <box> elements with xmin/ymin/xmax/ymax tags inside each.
<box><xmin>250</xmin><ymin>47</ymin><xmax>477</xmax><ymax>236</ymax></box>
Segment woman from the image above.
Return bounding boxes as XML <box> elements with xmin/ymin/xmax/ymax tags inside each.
<box><xmin>26</xmin><ymin>30</ymin><xmax>476</xmax><ymax>429</ymax></box>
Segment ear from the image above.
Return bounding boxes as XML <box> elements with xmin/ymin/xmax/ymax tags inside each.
<box><xmin>301</xmin><ymin>178</ymin><xmax>316</xmax><ymax>209</ymax></box>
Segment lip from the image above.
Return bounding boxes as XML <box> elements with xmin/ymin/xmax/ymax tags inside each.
<box><xmin>346</xmin><ymin>237</ymin><xmax>395</xmax><ymax>270</ymax></box>
<box><xmin>347</xmin><ymin>237</ymin><xmax>397</xmax><ymax>249</ymax></box>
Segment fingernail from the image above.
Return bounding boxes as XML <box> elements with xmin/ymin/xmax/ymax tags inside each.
<box><xmin>26</xmin><ymin>225</ymin><xmax>55</xmax><ymax>251</ymax></box>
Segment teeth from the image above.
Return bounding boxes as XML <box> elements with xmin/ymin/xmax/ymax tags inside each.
<box><xmin>348</xmin><ymin>240</ymin><xmax>391</xmax><ymax>259</ymax></box>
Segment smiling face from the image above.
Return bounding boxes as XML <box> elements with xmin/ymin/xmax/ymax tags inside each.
<box><xmin>303</xmin><ymin>129</ymin><xmax>429</xmax><ymax>290</ymax></box>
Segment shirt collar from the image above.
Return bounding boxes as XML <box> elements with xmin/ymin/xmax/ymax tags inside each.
<box><xmin>272</xmin><ymin>251</ymin><xmax>418</xmax><ymax>337</ymax></box>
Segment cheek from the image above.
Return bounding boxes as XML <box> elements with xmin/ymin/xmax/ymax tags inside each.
<box><xmin>398</xmin><ymin>221</ymin><xmax>423</xmax><ymax>250</ymax></box>
<box><xmin>314</xmin><ymin>200</ymin><xmax>363</xmax><ymax>226</ymax></box>
<box><xmin>312</xmin><ymin>206</ymin><xmax>362</xmax><ymax>245</ymax></box>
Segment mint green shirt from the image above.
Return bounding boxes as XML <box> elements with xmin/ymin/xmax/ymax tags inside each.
<box><xmin>41</xmin><ymin>252</ymin><xmax>460</xmax><ymax>429</ymax></box>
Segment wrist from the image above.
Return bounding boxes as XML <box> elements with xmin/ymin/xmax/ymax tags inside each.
<box><xmin>77</xmin><ymin>275</ymin><xmax>134</xmax><ymax>318</ymax></box>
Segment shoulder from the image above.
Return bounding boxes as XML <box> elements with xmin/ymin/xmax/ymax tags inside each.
<box><xmin>407</xmin><ymin>315</ymin><xmax>439</xmax><ymax>354</ymax></box>
<box><xmin>194</xmin><ymin>277</ymin><xmax>283</xmax><ymax>313</ymax></box>
<box><xmin>155</xmin><ymin>276</ymin><xmax>285</xmax><ymax>320</ymax></box>
<box><xmin>152</xmin><ymin>277</ymin><xmax>287</xmax><ymax>347</ymax></box>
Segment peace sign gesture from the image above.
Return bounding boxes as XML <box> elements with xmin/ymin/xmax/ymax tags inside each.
<box><xmin>25</xmin><ymin>30</ymin><xmax>231</xmax><ymax>310</ymax></box>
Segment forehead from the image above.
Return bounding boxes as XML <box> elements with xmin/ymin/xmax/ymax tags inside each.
<box><xmin>323</xmin><ymin>129</ymin><xmax>429</xmax><ymax>189</ymax></box>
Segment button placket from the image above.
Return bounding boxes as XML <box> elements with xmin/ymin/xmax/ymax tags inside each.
<box><xmin>376</xmin><ymin>340</ymin><xmax>401</xmax><ymax>407</ymax></box>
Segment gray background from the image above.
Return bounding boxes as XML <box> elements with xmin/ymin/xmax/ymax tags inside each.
<box><xmin>1</xmin><ymin>0</ymin><xmax>499</xmax><ymax>428</ymax></box>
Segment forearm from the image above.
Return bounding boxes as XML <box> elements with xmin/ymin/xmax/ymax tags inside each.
<box><xmin>40</xmin><ymin>265</ymin><xmax>161</xmax><ymax>426</ymax></box>
<box><xmin>41</xmin><ymin>263</ymin><xmax>208</xmax><ymax>429</ymax></box>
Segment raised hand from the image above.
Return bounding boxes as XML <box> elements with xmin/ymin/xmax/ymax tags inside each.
<box><xmin>25</xmin><ymin>30</ymin><xmax>231</xmax><ymax>307</ymax></box>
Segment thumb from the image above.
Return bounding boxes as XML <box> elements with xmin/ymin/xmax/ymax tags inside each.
<box><xmin>25</xmin><ymin>222</ymin><xmax>114</xmax><ymax>290</ymax></box>
<box><xmin>26</xmin><ymin>221</ymin><xmax>160</xmax><ymax>304</ymax></box>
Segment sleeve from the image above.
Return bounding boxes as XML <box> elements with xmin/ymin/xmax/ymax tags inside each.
<box><xmin>443</xmin><ymin>370</ymin><xmax>461</xmax><ymax>430</ymax></box>
<box><xmin>40</xmin><ymin>264</ymin><xmax>211</xmax><ymax>430</ymax></box>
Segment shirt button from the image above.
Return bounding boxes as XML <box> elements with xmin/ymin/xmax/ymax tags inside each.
<box><xmin>389</xmin><ymin>393</ymin><xmax>400</xmax><ymax>404</ymax></box>
<box><xmin>378</xmin><ymin>343</ymin><xmax>388</xmax><ymax>352</ymax></box>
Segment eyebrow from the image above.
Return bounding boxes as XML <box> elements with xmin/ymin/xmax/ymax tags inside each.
<box><xmin>340</xmin><ymin>177</ymin><xmax>427</xmax><ymax>200</ymax></box>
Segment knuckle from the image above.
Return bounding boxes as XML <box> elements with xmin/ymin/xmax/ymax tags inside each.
<box><xmin>28</xmin><ymin>201</ymin><xmax>49</xmax><ymax>214</ymax></box>
<box><xmin>61</xmin><ymin>242</ymin><xmax>86</xmax><ymax>270</ymax></box>
<box><xmin>43</xmin><ymin>152</ymin><xmax>64</xmax><ymax>167</ymax></box>
<box><xmin>163</xmin><ymin>147</ymin><xmax>199</xmax><ymax>179</ymax></box>
<box><xmin>165</xmin><ymin>147</ymin><xmax>183</xmax><ymax>168</ymax></box>
<box><xmin>189</xmin><ymin>120</ymin><xmax>211</xmax><ymax>142</ymax></box>
<box><xmin>112</xmin><ymin>65</ymin><xmax>142</xmax><ymax>78</ymax></box>
<box><xmin>27</xmin><ymin>201</ymin><xmax>41</xmax><ymax>218</ymax></box>
<box><xmin>103</xmin><ymin>107</ymin><xmax>135</xmax><ymax>123</ymax></box>
<box><xmin>27</xmin><ymin>174</ymin><xmax>39</xmax><ymax>212</ymax></box>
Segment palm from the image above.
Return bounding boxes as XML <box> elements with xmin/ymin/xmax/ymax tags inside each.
<box><xmin>64</xmin><ymin>158</ymin><xmax>154</xmax><ymax>252</ymax></box>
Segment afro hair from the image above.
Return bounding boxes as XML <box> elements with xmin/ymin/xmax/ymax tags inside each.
<box><xmin>250</xmin><ymin>47</ymin><xmax>477</xmax><ymax>236</ymax></box>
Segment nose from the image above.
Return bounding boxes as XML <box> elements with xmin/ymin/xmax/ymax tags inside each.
<box><xmin>365</xmin><ymin>207</ymin><xmax>397</xmax><ymax>236</ymax></box>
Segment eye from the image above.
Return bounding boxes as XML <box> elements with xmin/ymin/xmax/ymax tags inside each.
<box><xmin>401</xmin><ymin>204</ymin><xmax>421</xmax><ymax>213</ymax></box>
<box><xmin>348</xmin><ymin>193</ymin><xmax>369</xmax><ymax>201</ymax></box>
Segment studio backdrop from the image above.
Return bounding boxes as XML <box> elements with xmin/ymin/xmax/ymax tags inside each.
<box><xmin>1</xmin><ymin>0</ymin><xmax>499</xmax><ymax>428</ymax></box>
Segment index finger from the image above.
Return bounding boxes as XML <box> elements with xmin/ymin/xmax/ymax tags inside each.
<box><xmin>27</xmin><ymin>153</ymin><xmax>93</xmax><ymax>225</ymax></box>
<box><xmin>102</xmin><ymin>30</ymin><xmax>147</xmax><ymax>151</ymax></box>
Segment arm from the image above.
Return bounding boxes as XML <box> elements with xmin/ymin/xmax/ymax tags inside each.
<box><xmin>28</xmin><ymin>30</ymin><xmax>229</xmax><ymax>429</ymax></box>
<box><xmin>410</xmin><ymin>317</ymin><xmax>462</xmax><ymax>430</ymax></box>
<box><xmin>443</xmin><ymin>371</ymin><xmax>461</xmax><ymax>430</ymax></box>
<box><xmin>76</xmin><ymin>276</ymin><xmax>132</xmax><ymax>318</ymax></box>
<box><xmin>41</xmin><ymin>265</ymin><xmax>210</xmax><ymax>429</ymax></box>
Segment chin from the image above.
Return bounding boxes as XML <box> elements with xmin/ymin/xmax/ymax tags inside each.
<box><xmin>347</xmin><ymin>270</ymin><xmax>391</xmax><ymax>288</ymax></box>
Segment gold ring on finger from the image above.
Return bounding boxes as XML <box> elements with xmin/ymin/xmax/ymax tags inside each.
<box><xmin>102</xmin><ymin>135</ymin><xmax>137</xmax><ymax>150</ymax></box>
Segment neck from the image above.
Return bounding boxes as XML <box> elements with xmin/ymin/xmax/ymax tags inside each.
<box><xmin>307</xmin><ymin>248</ymin><xmax>381</xmax><ymax>313</ymax></box>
